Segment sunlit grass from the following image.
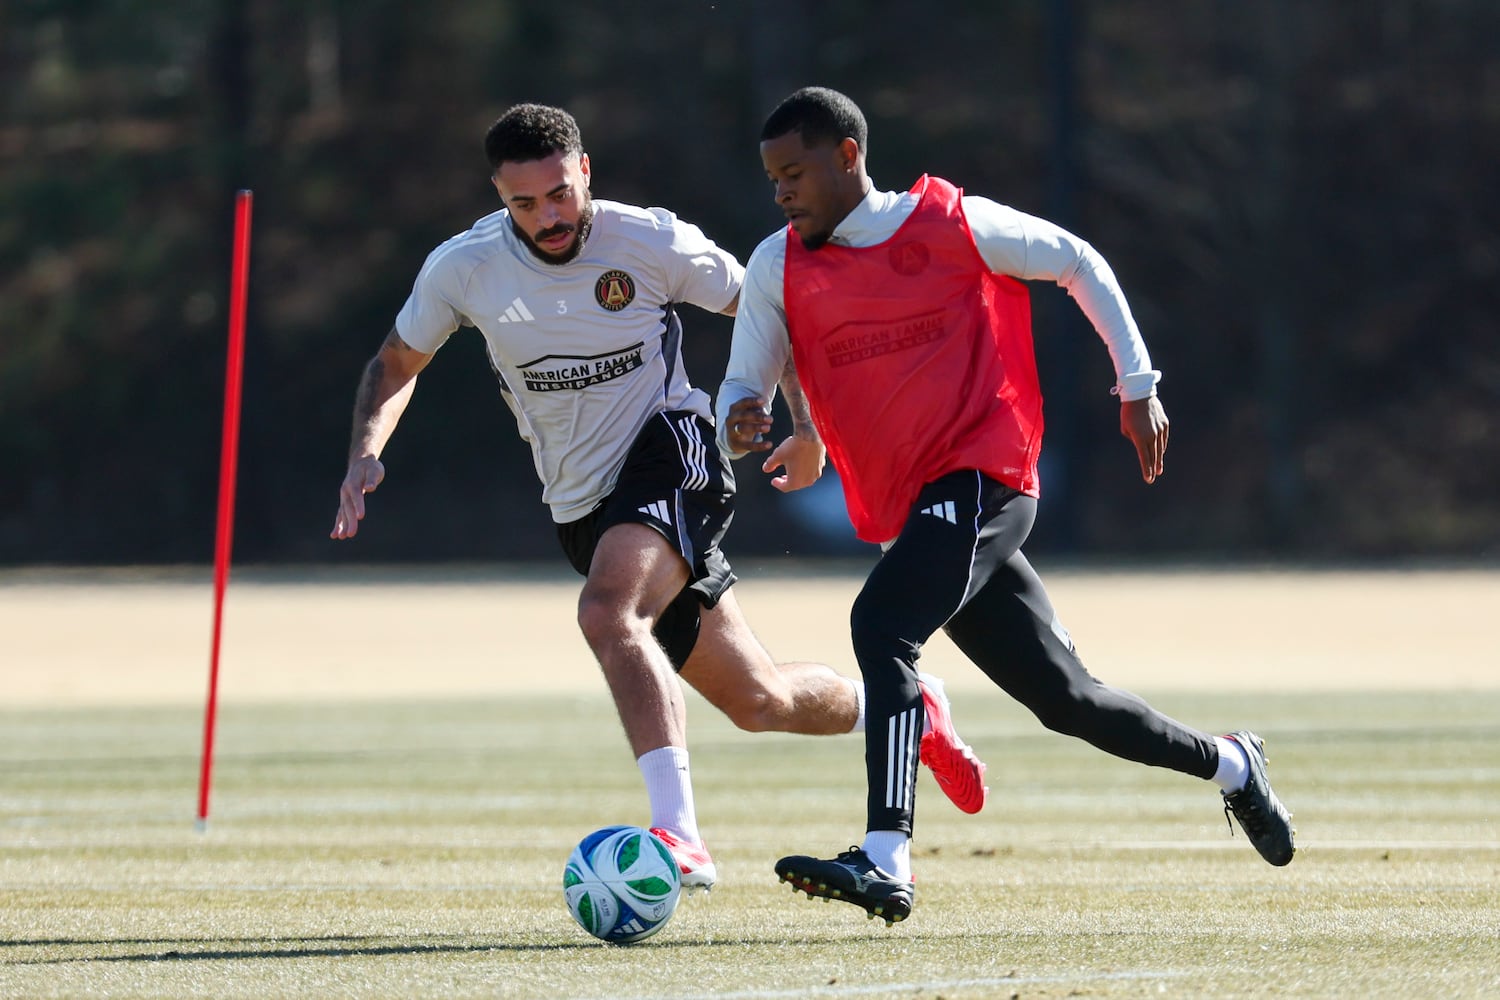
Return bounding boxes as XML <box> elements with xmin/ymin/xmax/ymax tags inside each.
<box><xmin>2</xmin><ymin>691</ymin><xmax>1497</xmax><ymax>998</ymax></box>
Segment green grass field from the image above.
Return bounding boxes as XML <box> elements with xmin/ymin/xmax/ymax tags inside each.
<box><xmin>2</xmin><ymin>689</ymin><xmax>1496</xmax><ymax>999</ymax></box>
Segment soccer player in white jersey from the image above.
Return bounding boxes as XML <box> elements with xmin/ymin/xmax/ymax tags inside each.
<box><xmin>329</xmin><ymin>103</ymin><xmax>987</xmax><ymax>890</ymax></box>
<box><xmin>717</xmin><ymin>87</ymin><xmax>1296</xmax><ymax>924</ymax></box>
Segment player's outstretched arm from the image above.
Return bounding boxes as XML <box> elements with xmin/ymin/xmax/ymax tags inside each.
<box><xmin>331</xmin><ymin>328</ymin><xmax>433</xmax><ymax>539</ymax></box>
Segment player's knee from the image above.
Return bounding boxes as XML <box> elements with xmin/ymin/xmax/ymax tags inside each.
<box><xmin>1027</xmin><ymin>680</ymin><xmax>1095</xmax><ymax>737</ymax></box>
<box><xmin>848</xmin><ymin>595</ymin><xmax>885</xmax><ymax>657</ymax></box>
<box><xmin>849</xmin><ymin>592</ymin><xmax>880</xmax><ymax>639</ymax></box>
<box><xmin>1031</xmin><ymin>698</ymin><xmax>1081</xmax><ymax>737</ymax></box>
<box><xmin>576</xmin><ymin>592</ymin><xmax>640</xmax><ymax>651</ymax></box>
<box><xmin>849</xmin><ymin>599</ymin><xmax>912</xmax><ymax>677</ymax></box>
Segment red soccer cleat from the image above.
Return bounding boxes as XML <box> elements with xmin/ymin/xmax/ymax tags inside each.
<box><xmin>649</xmin><ymin>827</ymin><xmax>718</xmax><ymax>892</ymax></box>
<box><xmin>917</xmin><ymin>675</ymin><xmax>989</xmax><ymax>814</ymax></box>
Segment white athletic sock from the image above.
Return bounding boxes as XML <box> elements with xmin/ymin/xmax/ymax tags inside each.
<box><xmin>1212</xmin><ymin>735</ymin><xmax>1250</xmax><ymax>793</ymax></box>
<box><xmin>847</xmin><ymin>677</ymin><xmax>866</xmax><ymax>734</ymax></box>
<box><xmin>637</xmin><ymin>746</ymin><xmax>701</xmax><ymax>845</ymax></box>
<box><xmin>862</xmin><ymin>830</ymin><xmax>912</xmax><ymax>881</ymax></box>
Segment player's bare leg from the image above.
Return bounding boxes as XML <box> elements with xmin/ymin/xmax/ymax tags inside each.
<box><xmin>576</xmin><ymin>523</ymin><xmax>690</xmax><ymax>757</ymax></box>
<box><xmin>680</xmin><ymin>589</ymin><xmax>858</xmax><ymax>735</ymax></box>
<box><xmin>577</xmin><ymin>524</ymin><xmax>716</xmax><ymax>889</ymax></box>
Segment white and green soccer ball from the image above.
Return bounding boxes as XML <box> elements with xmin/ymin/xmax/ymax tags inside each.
<box><xmin>563</xmin><ymin>825</ymin><xmax>681</xmax><ymax>943</ymax></box>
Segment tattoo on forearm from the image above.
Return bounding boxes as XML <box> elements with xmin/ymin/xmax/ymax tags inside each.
<box><xmin>346</xmin><ymin>357</ymin><xmax>383</xmax><ymax>461</ymax></box>
<box><xmin>353</xmin><ymin>328</ymin><xmax>409</xmax><ymax>424</ymax></box>
<box><xmin>780</xmin><ymin>359</ymin><xmax>820</xmax><ymax>442</ymax></box>
<box><xmin>348</xmin><ymin>330</ymin><xmax>406</xmax><ymax>461</ymax></box>
<box><xmin>353</xmin><ymin>357</ymin><xmax>384</xmax><ymax>425</ymax></box>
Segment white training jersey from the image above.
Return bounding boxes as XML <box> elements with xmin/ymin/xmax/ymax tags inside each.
<box><xmin>396</xmin><ymin>199</ymin><xmax>743</xmax><ymax>523</ymax></box>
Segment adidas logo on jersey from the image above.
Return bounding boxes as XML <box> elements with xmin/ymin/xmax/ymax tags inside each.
<box><xmin>496</xmin><ymin>297</ymin><xmax>535</xmax><ymax>324</ymax></box>
<box><xmin>638</xmin><ymin>500</ymin><xmax>672</xmax><ymax>523</ymax></box>
<box><xmin>919</xmin><ymin>501</ymin><xmax>958</xmax><ymax>524</ymax></box>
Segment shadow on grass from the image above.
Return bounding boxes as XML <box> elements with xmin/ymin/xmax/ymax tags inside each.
<box><xmin>1</xmin><ymin>932</ymin><xmax>857</xmax><ymax>964</ymax></box>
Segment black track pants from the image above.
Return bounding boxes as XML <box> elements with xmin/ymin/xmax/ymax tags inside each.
<box><xmin>853</xmin><ymin>471</ymin><xmax>1218</xmax><ymax>835</ymax></box>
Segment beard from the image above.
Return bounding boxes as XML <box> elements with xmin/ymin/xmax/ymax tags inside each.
<box><xmin>798</xmin><ymin>229</ymin><xmax>831</xmax><ymax>251</ymax></box>
<box><xmin>512</xmin><ymin>197</ymin><xmax>595</xmax><ymax>266</ymax></box>
<box><xmin>791</xmin><ymin>215</ymin><xmax>832</xmax><ymax>251</ymax></box>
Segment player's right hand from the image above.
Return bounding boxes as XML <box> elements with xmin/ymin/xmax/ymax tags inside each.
<box><xmin>331</xmin><ymin>456</ymin><xmax>385</xmax><ymax>539</ymax></box>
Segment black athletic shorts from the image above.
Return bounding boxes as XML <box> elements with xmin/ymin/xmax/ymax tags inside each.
<box><xmin>556</xmin><ymin>410</ymin><xmax>737</xmax><ymax>669</ymax></box>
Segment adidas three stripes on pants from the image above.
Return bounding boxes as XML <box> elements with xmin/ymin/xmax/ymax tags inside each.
<box><xmin>854</xmin><ymin>470</ymin><xmax>1219</xmax><ymax>836</ymax></box>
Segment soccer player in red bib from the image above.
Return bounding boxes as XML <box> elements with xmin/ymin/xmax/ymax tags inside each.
<box><xmin>719</xmin><ymin>87</ymin><xmax>1295</xmax><ymax>924</ymax></box>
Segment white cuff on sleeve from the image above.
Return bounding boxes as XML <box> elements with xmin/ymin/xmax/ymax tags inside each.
<box><xmin>1110</xmin><ymin>369</ymin><xmax>1161</xmax><ymax>402</ymax></box>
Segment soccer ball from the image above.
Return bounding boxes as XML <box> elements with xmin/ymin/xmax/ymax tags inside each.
<box><xmin>563</xmin><ymin>825</ymin><xmax>681</xmax><ymax>943</ymax></box>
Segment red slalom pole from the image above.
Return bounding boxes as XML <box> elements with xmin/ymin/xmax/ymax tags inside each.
<box><xmin>197</xmin><ymin>189</ymin><xmax>253</xmax><ymax>832</ymax></box>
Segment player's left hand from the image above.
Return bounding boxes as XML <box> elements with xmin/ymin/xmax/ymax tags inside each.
<box><xmin>1120</xmin><ymin>396</ymin><xmax>1168</xmax><ymax>484</ymax></box>
<box><xmin>763</xmin><ymin>435</ymin><xmax>826</xmax><ymax>493</ymax></box>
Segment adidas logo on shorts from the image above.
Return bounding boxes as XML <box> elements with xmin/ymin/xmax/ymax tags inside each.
<box><xmin>918</xmin><ymin>501</ymin><xmax>958</xmax><ymax>524</ymax></box>
<box><xmin>638</xmin><ymin>500</ymin><xmax>671</xmax><ymax>523</ymax></box>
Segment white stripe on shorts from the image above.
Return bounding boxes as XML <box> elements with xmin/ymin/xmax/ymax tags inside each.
<box><xmin>672</xmin><ymin>414</ymin><xmax>710</xmax><ymax>492</ymax></box>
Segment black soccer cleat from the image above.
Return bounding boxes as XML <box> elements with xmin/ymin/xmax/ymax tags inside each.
<box><xmin>1221</xmin><ymin>730</ymin><xmax>1296</xmax><ymax>866</ymax></box>
<box><xmin>774</xmin><ymin>847</ymin><xmax>914</xmax><ymax>925</ymax></box>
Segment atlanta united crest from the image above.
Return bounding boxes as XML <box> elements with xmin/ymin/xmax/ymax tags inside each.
<box><xmin>594</xmin><ymin>269</ymin><xmax>636</xmax><ymax>312</ymax></box>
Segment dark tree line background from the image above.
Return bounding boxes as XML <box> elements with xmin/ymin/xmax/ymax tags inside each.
<box><xmin>2</xmin><ymin>1</ymin><xmax>1496</xmax><ymax>566</ymax></box>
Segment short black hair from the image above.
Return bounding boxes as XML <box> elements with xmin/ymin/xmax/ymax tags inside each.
<box><xmin>484</xmin><ymin>104</ymin><xmax>584</xmax><ymax>170</ymax></box>
<box><xmin>760</xmin><ymin>86</ymin><xmax>868</xmax><ymax>152</ymax></box>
